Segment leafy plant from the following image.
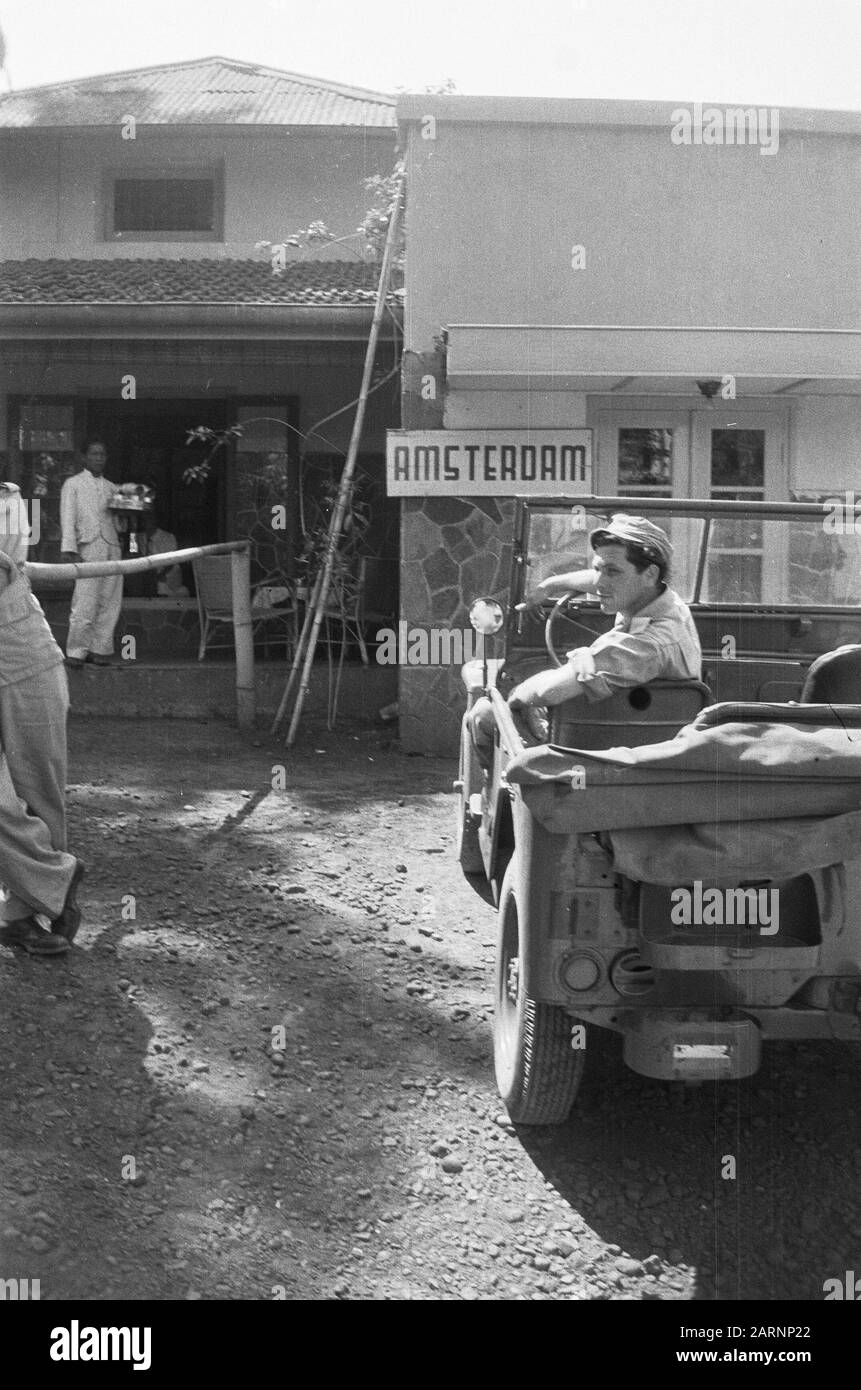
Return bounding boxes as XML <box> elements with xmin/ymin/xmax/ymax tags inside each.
<box><xmin>298</xmin><ymin>474</ymin><xmax>371</xmax><ymax>582</ymax></box>
<box><xmin>254</xmin><ymin>158</ymin><xmax>405</xmax><ymax>273</ymax></box>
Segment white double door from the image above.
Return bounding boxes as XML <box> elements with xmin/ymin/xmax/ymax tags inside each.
<box><xmin>596</xmin><ymin>404</ymin><xmax>788</xmax><ymax>602</ymax></box>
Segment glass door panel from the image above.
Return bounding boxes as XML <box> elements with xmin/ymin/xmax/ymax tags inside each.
<box><xmin>16</xmin><ymin>401</ymin><xmax>77</xmax><ymax>562</ymax></box>
<box><xmin>617</xmin><ymin>427</ymin><xmax>675</xmax><ymax>497</ymax></box>
<box><xmin>597</xmin><ymin>409</ymin><xmax>696</xmax><ymax>595</ymax></box>
<box><xmin>693</xmin><ymin>410</ymin><xmax>787</xmax><ymax>603</ymax></box>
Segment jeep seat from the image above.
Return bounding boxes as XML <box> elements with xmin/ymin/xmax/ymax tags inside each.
<box><xmin>800</xmin><ymin>645</ymin><xmax>861</xmax><ymax>703</ymax></box>
<box><xmin>549</xmin><ymin>679</ymin><xmax>712</xmax><ymax>751</ymax></box>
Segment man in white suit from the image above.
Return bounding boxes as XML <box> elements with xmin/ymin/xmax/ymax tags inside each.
<box><xmin>60</xmin><ymin>439</ymin><xmax>123</xmax><ymax>667</ymax></box>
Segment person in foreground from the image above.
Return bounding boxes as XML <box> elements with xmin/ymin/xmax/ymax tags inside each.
<box><xmin>469</xmin><ymin>514</ymin><xmax>703</xmax><ymax>767</ymax></box>
<box><xmin>0</xmin><ymin>482</ymin><xmax>84</xmax><ymax>957</ymax></box>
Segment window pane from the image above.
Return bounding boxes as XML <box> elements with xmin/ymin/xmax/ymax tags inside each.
<box><xmin>235</xmin><ymin>410</ymin><xmax>288</xmax><ymax>456</ymax></box>
<box><xmin>710</xmin><ymin>429</ymin><xmax>764</xmax><ymax>488</ymax></box>
<box><xmin>788</xmin><ymin>516</ymin><xmax>861</xmax><ymax>604</ymax></box>
<box><xmin>710</xmin><ymin>516</ymin><xmax>764</xmax><ymax>549</ymax></box>
<box><xmin>114</xmin><ymin>179</ymin><xmax>215</xmax><ymax>233</ymax></box>
<box><xmin>701</xmin><ymin>514</ymin><xmax>861</xmax><ymax>605</ymax></box>
<box><xmin>708</xmin><ymin>430</ymin><xmax>767</xmax><ymax>597</ymax></box>
<box><xmin>525</xmin><ymin>508</ymin><xmax>704</xmax><ymax>602</ymax></box>
<box><xmin>18</xmin><ymin>404</ymin><xmax>74</xmax><ymax>452</ymax></box>
<box><xmin>703</xmin><ymin>553</ymin><xmax>763</xmax><ymax>603</ymax></box>
<box><xmin>617</xmin><ymin>427</ymin><xmax>673</xmax><ymax>494</ymax></box>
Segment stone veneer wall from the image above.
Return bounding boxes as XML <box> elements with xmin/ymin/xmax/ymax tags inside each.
<box><xmin>399</xmin><ymin>496</ymin><xmax>514</xmax><ymax>755</ymax></box>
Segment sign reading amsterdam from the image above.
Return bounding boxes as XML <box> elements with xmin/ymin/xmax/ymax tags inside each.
<box><xmin>386</xmin><ymin>430</ymin><xmax>592</xmax><ymax>497</ymax></box>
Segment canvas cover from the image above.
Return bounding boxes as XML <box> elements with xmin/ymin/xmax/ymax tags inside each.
<box><xmin>607</xmin><ymin>809</ymin><xmax>861</xmax><ymax>885</ymax></box>
<box><xmin>504</xmin><ymin>713</ymin><xmax>861</xmax><ymax>880</ymax></box>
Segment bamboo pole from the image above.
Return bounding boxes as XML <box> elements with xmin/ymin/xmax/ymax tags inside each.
<box><xmin>269</xmin><ymin>569</ymin><xmax>323</xmax><ymax>734</ymax></box>
<box><xmin>230</xmin><ymin>548</ymin><xmax>255</xmax><ymax>729</ymax></box>
<box><xmin>278</xmin><ymin>170</ymin><xmax>404</xmax><ymax>745</ymax></box>
<box><xmin>25</xmin><ymin>540</ymin><xmax>249</xmax><ymax>584</ymax></box>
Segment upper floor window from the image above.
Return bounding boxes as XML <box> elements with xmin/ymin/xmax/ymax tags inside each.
<box><xmin>104</xmin><ymin>167</ymin><xmax>224</xmax><ymax>241</ymax></box>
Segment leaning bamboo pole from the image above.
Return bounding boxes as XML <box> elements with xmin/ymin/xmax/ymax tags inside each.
<box><xmin>274</xmin><ymin>169</ymin><xmax>405</xmax><ymax>744</ymax></box>
<box><xmin>269</xmin><ymin>569</ymin><xmax>323</xmax><ymax>732</ymax></box>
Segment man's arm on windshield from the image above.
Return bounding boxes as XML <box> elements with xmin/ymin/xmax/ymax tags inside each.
<box><xmin>518</xmin><ymin>567</ymin><xmax>597</xmax><ymax>612</ymax></box>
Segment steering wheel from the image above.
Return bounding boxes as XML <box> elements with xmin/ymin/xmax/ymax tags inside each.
<box><xmin>545</xmin><ymin>591</ymin><xmax>599</xmax><ymax>667</ymax></box>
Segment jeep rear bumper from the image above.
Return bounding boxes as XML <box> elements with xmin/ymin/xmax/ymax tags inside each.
<box><xmin>622</xmin><ymin>1013</ymin><xmax>761</xmax><ymax>1080</ymax></box>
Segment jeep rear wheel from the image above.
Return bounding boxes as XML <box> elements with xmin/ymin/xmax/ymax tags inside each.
<box><xmin>493</xmin><ymin>863</ymin><xmax>585</xmax><ymax>1124</ymax></box>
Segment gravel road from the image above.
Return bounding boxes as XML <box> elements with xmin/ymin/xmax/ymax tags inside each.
<box><xmin>0</xmin><ymin>715</ymin><xmax>857</xmax><ymax>1301</ymax></box>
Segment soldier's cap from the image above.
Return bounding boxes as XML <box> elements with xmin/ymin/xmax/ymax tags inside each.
<box><xmin>588</xmin><ymin>513</ymin><xmax>672</xmax><ymax>568</ymax></box>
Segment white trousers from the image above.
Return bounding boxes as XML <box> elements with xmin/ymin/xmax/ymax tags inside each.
<box><xmin>67</xmin><ymin>538</ymin><xmax>123</xmax><ymax>659</ymax></box>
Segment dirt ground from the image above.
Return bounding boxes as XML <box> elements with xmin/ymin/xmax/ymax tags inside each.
<box><xmin>0</xmin><ymin>712</ymin><xmax>859</xmax><ymax>1302</ymax></box>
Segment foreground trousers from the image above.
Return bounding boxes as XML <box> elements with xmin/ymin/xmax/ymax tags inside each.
<box><xmin>0</xmin><ymin>665</ymin><xmax>75</xmax><ymax>922</ymax></box>
<box><xmin>66</xmin><ymin>538</ymin><xmax>123</xmax><ymax>659</ymax></box>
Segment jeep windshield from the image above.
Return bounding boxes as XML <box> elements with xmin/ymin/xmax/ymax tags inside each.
<box><xmin>519</xmin><ymin>497</ymin><xmax>861</xmax><ymax>610</ymax></box>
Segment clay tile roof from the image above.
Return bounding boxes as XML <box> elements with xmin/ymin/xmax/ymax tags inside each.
<box><xmin>0</xmin><ymin>56</ymin><xmax>396</xmax><ymax>128</ymax></box>
<box><xmin>0</xmin><ymin>258</ymin><xmax>404</xmax><ymax>306</ymax></box>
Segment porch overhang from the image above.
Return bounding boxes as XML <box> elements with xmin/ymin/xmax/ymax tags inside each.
<box><xmin>0</xmin><ymin>303</ymin><xmax>395</xmax><ymax>341</ymax></box>
<box><xmin>445</xmin><ymin>324</ymin><xmax>861</xmax><ymax>395</ymax></box>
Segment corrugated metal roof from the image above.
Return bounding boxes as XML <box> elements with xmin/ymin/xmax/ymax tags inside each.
<box><xmin>0</xmin><ymin>258</ymin><xmax>404</xmax><ymax>305</ymax></box>
<box><xmin>0</xmin><ymin>57</ymin><xmax>396</xmax><ymax>128</ymax></box>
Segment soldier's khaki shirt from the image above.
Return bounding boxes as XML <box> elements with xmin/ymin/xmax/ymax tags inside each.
<box><xmin>518</xmin><ymin>586</ymin><xmax>703</xmax><ymax>706</ymax></box>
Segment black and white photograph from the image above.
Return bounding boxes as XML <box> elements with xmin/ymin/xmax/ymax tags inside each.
<box><xmin>0</xmin><ymin>0</ymin><xmax>859</xmax><ymax>1349</ymax></box>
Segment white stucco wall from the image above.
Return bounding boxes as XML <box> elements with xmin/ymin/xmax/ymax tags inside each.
<box><xmin>790</xmin><ymin>397</ymin><xmax>861</xmax><ymax>491</ymax></box>
<box><xmin>0</xmin><ymin>127</ymin><xmax>396</xmax><ymax>258</ymax></box>
<box><xmin>401</xmin><ymin>109</ymin><xmax>861</xmax><ymax>351</ymax></box>
<box><xmin>444</xmin><ymin>390</ymin><xmax>587</xmax><ymax>429</ymax></box>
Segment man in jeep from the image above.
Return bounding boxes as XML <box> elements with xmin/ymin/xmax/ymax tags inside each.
<box><xmin>468</xmin><ymin>514</ymin><xmax>702</xmax><ymax>765</ymax></box>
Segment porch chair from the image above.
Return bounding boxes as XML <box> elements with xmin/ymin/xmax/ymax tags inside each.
<box><xmin>321</xmin><ymin>554</ymin><xmax>370</xmax><ymax>665</ymax></box>
<box><xmin>192</xmin><ymin>555</ymin><xmax>298</xmax><ymax>661</ymax></box>
<box><xmin>318</xmin><ymin>555</ymin><xmax>397</xmax><ymax>663</ymax></box>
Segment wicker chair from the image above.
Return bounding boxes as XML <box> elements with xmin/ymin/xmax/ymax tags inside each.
<box><xmin>192</xmin><ymin>555</ymin><xmax>298</xmax><ymax>661</ymax></box>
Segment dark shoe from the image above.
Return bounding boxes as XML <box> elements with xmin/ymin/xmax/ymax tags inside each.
<box><xmin>65</xmin><ymin>657</ymin><xmax>85</xmax><ymax>670</ymax></box>
<box><xmin>0</xmin><ymin>917</ymin><xmax>70</xmax><ymax>956</ymax></box>
<box><xmin>51</xmin><ymin>858</ymin><xmax>85</xmax><ymax>942</ymax></box>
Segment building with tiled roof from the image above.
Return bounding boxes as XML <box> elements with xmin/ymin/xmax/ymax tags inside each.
<box><xmin>0</xmin><ymin>58</ymin><xmax>402</xmax><ymax>638</ymax></box>
<box><xmin>0</xmin><ymin>258</ymin><xmax>395</xmax><ymax>305</ymax></box>
<box><xmin>0</xmin><ymin>55</ymin><xmax>396</xmax><ymax>128</ymax></box>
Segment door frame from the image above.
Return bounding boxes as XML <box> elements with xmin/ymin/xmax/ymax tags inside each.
<box><xmin>691</xmin><ymin>404</ymin><xmax>788</xmax><ymax>500</ymax></box>
<box><xmin>596</xmin><ymin>407</ymin><xmax>692</xmax><ymax>498</ymax></box>
<box><xmin>593</xmin><ymin>398</ymin><xmax>790</xmax><ymax>500</ymax></box>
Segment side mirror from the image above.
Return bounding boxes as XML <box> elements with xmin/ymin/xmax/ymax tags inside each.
<box><xmin>468</xmin><ymin>597</ymin><xmax>505</xmax><ymax>636</ymax></box>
